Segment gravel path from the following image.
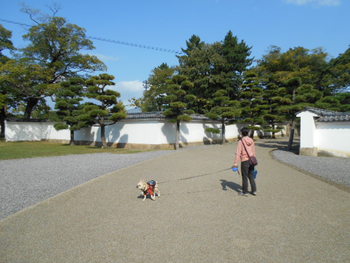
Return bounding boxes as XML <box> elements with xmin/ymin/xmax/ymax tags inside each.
<box><xmin>0</xmin><ymin>150</ymin><xmax>172</xmax><ymax>220</ymax></box>
<box><xmin>1</xmin><ymin>143</ymin><xmax>349</xmax><ymax>263</ymax></box>
<box><xmin>2</xmin><ymin>141</ymin><xmax>349</xmax><ymax>220</ymax></box>
<box><xmin>272</xmin><ymin>150</ymin><xmax>350</xmax><ymax>187</ymax></box>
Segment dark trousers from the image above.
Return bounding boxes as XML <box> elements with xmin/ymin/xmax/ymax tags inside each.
<box><xmin>241</xmin><ymin>160</ymin><xmax>257</xmax><ymax>193</ymax></box>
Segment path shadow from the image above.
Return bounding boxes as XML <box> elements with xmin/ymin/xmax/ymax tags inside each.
<box><xmin>220</xmin><ymin>179</ymin><xmax>241</xmax><ymax>193</ymax></box>
<box><xmin>255</xmin><ymin>139</ymin><xmax>300</xmax><ymax>154</ymax></box>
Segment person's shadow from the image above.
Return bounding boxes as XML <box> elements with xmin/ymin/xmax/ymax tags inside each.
<box><xmin>220</xmin><ymin>180</ymin><xmax>241</xmax><ymax>193</ymax></box>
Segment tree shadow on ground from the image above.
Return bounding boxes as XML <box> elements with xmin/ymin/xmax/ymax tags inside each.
<box><xmin>220</xmin><ymin>179</ymin><xmax>241</xmax><ymax>193</ymax></box>
<box><xmin>255</xmin><ymin>138</ymin><xmax>300</xmax><ymax>154</ymax></box>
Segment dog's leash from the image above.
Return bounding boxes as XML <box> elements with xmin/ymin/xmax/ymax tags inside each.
<box><xmin>158</xmin><ymin>167</ymin><xmax>233</xmax><ymax>184</ymax></box>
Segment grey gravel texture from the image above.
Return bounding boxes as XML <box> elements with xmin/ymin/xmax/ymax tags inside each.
<box><xmin>0</xmin><ymin>150</ymin><xmax>171</xmax><ymax>220</ymax></box>
<box><xmin>1</xmin><ymin>142</ymin><xmax>349</xmax><ymax>263</ymax></box>
<box><xmin>1</xmin><ymin>141</ymin><xmax>349</xmax><ymax>221</ymax></box>
<box><xmin>272</xmin><ymin>150</ymin><xmax>350</xmax><ymax>187</ymax></box>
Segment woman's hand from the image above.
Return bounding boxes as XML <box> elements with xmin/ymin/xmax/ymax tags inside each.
<box><xmin>232</xmin><ymin>166</ymin><xmax>239</xmax><ymax>172</ymax></box>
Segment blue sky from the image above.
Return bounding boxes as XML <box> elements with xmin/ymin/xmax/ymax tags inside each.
<box><xmin>1</xmin><ymin>0</ymin><xmax>349</xmax><ymax>108</ymax></box>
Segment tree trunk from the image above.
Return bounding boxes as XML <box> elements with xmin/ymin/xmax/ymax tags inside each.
<box><xmin>175</xmin><ymin>120</ymin><xmax>180</xmax><ymax>150</ymax></box>
<box><xmin>24</xmin><ymin>98</ymin><xmax>39</xmax><ymax>120</ymax></box>
<box><xmin>221</xmin><ymin>119</ymin><xmax>225</xmax><ymax>144</ymax></box>
<box><xmin>288</xmin><ymin>120</ymin><xmax>295</xmax><ymax>150</ymax></box>
<box><xmin>272</xmin><ymin>124</ymin><xmax>276</xmax><ymax>139</ymax></box>
<box><xmin>69</xmin><ymin>129</ymin><xmax>75</xmax><ymax>145</ymax></box>
<box><xmin>249</xmin><ymin>126</ymin><xmax>255</xmax><ymax>139</ymax></box>
<box><xmin>100</xmin><ymin>125</ymin><xmax>107</xmax><ymax>148</ymax></box>
<box><xmin>0</xmin><ymin>106</ymin><xmax>6</xmax><ymax>139</ymax></box>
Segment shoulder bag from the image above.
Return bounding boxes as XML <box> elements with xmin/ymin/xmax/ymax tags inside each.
<box><xmin>241</xmin><ymin>139</ymin><xmax>258</xmax><ymax>166</ymax></box>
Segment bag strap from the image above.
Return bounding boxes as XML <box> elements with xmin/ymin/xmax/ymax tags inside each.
<box><xmin>241</xmin><ymin>138</ymin><xmax>251</xmax><ymax>158</ymax></box>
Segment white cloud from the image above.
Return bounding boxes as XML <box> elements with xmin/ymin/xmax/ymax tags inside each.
<box><xmin>285</xmin><ymin>0</ymin><xmax>341</xmax><ymax>6</ymax></box>
<box><xmin>117</xmin><ymin>80</ymin><xmax>144</xmax><ymax>92</ymax></box>
<box><xmin>92</xmin><ymin>53</ymin><xmax>119</xmax><ymax>62</ymax></box>
<box><xmin>114</xmin><ymin>80</ymin><xmax>145</xmax><ymax>108</ymax></box>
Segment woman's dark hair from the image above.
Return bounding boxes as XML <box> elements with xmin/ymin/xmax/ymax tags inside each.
<box><xmin>240</xmin><ymin>127</ymin><xmax>249</xmax><ymax>137</ymax></box>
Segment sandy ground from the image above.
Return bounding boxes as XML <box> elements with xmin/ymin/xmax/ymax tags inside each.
<box><xmin>1</xmin><ymin>142</ymin><xmax>349</xmax><ymax>263</ymax></box>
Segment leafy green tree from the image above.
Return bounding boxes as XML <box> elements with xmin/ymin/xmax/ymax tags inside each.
<box><xmin>221</xmin><ymin>31</ymin><xmax>253</xmax><ymax>99</ymax></box>
<box><xmin>178</xmin><ymin>38</ymin><xmax>213</xmax><ymax>113</ymax></box>
<box><xmin>141</xmin><ymin>63</ymin><xmax>175</xmax><ymax>112</ymax></box>
<box><xmin>19</xmin><ymin>16</ymin><xmax>106</xmax><ymax>119</ymax></box>
<box><xmin>54</xmin><ymin>77</ymin><xmax>86</xmax><ymax>144</ymax></box>
<box><xmin>260</xmin><ymin>83</ymin><xmax>288</xmax><ymax>138</ymax></box>
<box><xmin>255</xmin><ymin>46</ymin><xmax>331</xmax><ymax>147</ymax></box>
<box><xmin>239</xmin><ymin>71</ymin><xmax>266</xmax><ymax>137</ymax></box>
<box><xmin>178</xmin><ymin>31</ymin><xmax>252</xmax><ymax>114</ymax></box>
<box><xmin>326</xmin><ymin>47</ymin><xmax>350</xmax><ymax>93</ymax></box>
<box><xmin>1</xmin><ymin>59</ymin><xmax>54</xmax><ymax>119</ymax></box>
<box><xmin>180</xmin><ymin>34</ymin><xmax>205</xmax><ymax>56</ymax></box>
<box><xmin>79</xmin><ymin>74</ymin><xmax>126</xmax><ymax>148</ymax></box>
<box><xmin>0</xmin><ymin>24</ymin><xmax>15</xmax><ymax>138</ymax></box>
<box><xmin>0</xmin><ymin>25</ymin><xmax>14</xmax><ymax>61</ymax></box>
<box><xmin>206</xmin><ymin>89</ymin><xmax>240</xmax><ymax>144</ymax></box>
<box><xmin>333</xmin><ymin>92</ymin><xmax>350</xmax><ymax>111</ymax></box>
<box><xmin>162</xmin><ymin>75</ymin><xmax>195</xmax><ymax>149</ymax></box>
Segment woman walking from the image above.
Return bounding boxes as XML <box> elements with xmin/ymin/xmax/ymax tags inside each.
<box><xmin>233</xmin><ymin>127</ymin><xmax>257</xmax><ymax>196</ymax></box>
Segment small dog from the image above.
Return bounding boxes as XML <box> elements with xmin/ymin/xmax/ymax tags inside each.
<box><xmin>136</xmin><ymin>180</ymin><xmax>160</xmax><ymax>201</ymax></box>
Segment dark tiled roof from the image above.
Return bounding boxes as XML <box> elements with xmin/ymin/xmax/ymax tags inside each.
<box><xmin>303</xmin><ymin>107</ymin><xmax>350</xmax><ymax>122</ymax></box>
<box><xmin>126</xmin><ymin>111</ymin><xmax>165</xmax><ymax>120</ymax></box>
<box><xmin>6</xmin><ymin>112</ymin><xmax>219</xmax><ymax>122</ymax></box>
<box><xmin>126</xmin><ymin>111</ymin><xmax>213</xmax><ymax>121</ymax></box>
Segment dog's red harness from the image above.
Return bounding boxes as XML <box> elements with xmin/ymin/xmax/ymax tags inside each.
<box><xmin>143</xmin><ymin>181</ymin><xmax>156</xmax><ymax>196</ymax></box>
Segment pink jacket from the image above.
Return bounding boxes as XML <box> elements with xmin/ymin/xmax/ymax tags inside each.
<box><xmin>234</xmin><ymin>136</ymin><xmax>256</xmax><ymax>166</ymax></box>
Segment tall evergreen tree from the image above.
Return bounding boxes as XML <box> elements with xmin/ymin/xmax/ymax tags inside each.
<box><xmin>142</xmin><ymin>63</ymin><xmax>175</xmax><ymax>112</ymax></box>
<box><xmin>239</xmin><ymin>71</ymin><xmax>266</xmax><ymax>137</ymax></box>
<box><xmin>324</xmin><ymin>47</ymin><xmax>350</xmax><ymax>94</ymax></box>
<box><xmin>206</xmin><ymin>89</ymin><xmax>240</xmax><ymax>144</ymax></box>
<box><xmin>0</xmin><ymin>24</ymin><xmax>15</xmax><ymax>138</ymax></box>
<box><xmin>178</xmin><ymin>31</ymin><xmax>252</xmax><ymax>114</ymax></box>
<box><xmin>19</xmin><ymin>16</ymin><xmax>106</xmax><ymax>119</ymax></box>
<box><xmin>80</xmin><ymin>74</ymin><xmax>127</xmax><ymax>148</ymax></box>
<box><xmin>256</xmin><ymin>46</ymin><xmax>331</xmax><ymax>147</ymax></box>
<box><xmin>221</xmin><ymin>31</ymin><xmax>253</xmax><ymax>99</ymax></box>
<box><xmin>54</xmin><ymin>77</ymin><xmax>86</xmax><ymax>145</ymax></box>
<box><xmin>162</xmin><ymin>75</ymin><xmax>195</xmax><ymax>150</ymax></box>
<box><xmin>260</xmin><ymin>83</ymin><xmax>288</xmax><ymax>138</ymax></box>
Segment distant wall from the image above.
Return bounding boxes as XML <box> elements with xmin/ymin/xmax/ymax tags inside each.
<box><xmin>315</xmin><ymin>122</ymin><xmax>350</xmax><ymax>157</ymax></box>
<box><xmin>297</xmin><ymin>111</ymin><xmax>350</xmax><ymax>157</ymax></box>
<box><xmin>5</xmin><ymin>121</ymin><xmax>70</xmax><ymax>142</ymax></box>
<box><xmin>5</xmin><ymin>119</ymin><xmax>241</xmax><ymax>148</ymax></box>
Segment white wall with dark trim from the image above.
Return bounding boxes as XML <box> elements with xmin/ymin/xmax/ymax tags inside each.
<box><xmin>297</xmin><ymin>109</ymin><xmax>350</xmax><ymax>157</ymax></box>
<box><xmin>5</xmin><ymin>120</ymin><xmax>236</xmax><ymax>147</ymax></box>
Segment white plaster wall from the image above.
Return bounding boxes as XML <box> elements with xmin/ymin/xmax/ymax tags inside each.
<box><xmin>5</xmin><ymin>121</ymin><xmax>70</xmax><ymax>142</ymax></box>
<box><xmin>116</xmin><ymin>121</ymin><xmax>175</xmax><ymax>144</ymax></box>
<box><xmin>315</xmin><ymin>122</ymin><xmax>350</xmax><ymax>157</ymax></box>
<box><xmin>5</xmin><ymin>120</ymin><xmax>241</xmax><ymax>145</ymax></box>
<box><xmin>296</xmin><ymin>111</ymin><xmax>318</xmax><ymax>148</ymax></box>
<box><xmin>75</xmin><ymin>121</ymin><xmax>236</xmax><ymax>145</ymax></box>
<box><xmin>261</xmin><ymin>126</ymin><xmax>287</xmax><ymax>138</ymax></box>
<box><xmin>75</xmin><ymin>121</ymin><xmax>176</xmax><ymax>144</ymax></box>
<box><xmin>180</xmin><ymin>122</ymin><xmax>220</xmax><ymax>143</ymax></box>
<box><xmin>224</xmin><ymin>124</ymin><xmax>240</xmax><ymax>140</ymax></box>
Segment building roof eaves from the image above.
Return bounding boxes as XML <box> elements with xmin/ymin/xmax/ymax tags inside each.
<box><xmin>300</xmin><ymin>107</ymin><xmax>350</xmax><ymax>122</ymax></box>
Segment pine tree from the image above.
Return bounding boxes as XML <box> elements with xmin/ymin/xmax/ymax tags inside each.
<box><xmin>20</xmin><ymin>16</ymin><xmax>106</xmax><ymax>119</ymax></box>
<box><xmin>54</xmin><ymin>77</ymin><xmax>86</xmax><ymax>144</ymax></box>
<box><xmin>80</xmin><ymin>74</ymin><xmax>127</xmax><ymax>148</ymax></box>
<box><xmin>239</xmin><ymin>71</ymin><xmax>266</xmax><ymax>137</ymax></box>
<box><xmin>162</xmin><ymin>75</ymin><xmax>195</xmax><ymax>149</ymax></box>
<box><xmin>0</xmin><ymin>24</ymin><xmax>15</xmax><ymax>139</ymax></box>
<box><xmin>142</xmin><ymin>63</ymin><xmax>175</xmax><ymax>112</ymax></box>
<box><xmin>206</xmin><ymin>89</ymin><xmax>240</xmax><ymax>144</ymax></box>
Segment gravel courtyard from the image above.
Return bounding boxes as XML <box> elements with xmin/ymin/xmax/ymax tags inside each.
<box><xmin>1</xmin><ymin>140</ymin><xmax>349</xmax><ymax>263</ymax></box>
<box><xmin>0</xmin><ymin>150</ymin><xmax>172</xmax><ymax>220</ymax></box>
